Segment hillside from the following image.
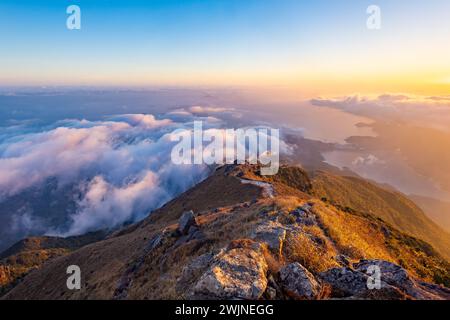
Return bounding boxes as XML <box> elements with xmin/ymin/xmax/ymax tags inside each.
<box><xmin>311</xmin><ymin>171</ymin><xmax>450</xmax><ymax>261</ymax></box>
<box><xmin>1</xmin><ymin>165</ymin><xmax>449</xmax><ymax>300</ymax></box>
<box><xmin>410</xmin><ymin>195</ymin><xmax>450</xmax><ymax>233</ymax></box>
<box><xmin>0</xmin><ymin>231</ymin><xmax>107</xmax><ymax>295</ymax></box>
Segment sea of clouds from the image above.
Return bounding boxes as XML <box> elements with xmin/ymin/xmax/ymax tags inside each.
<box><xmin>0</xmin><ymin>107</ymin><xmax>289</xmax><ymax>242</ymax></box>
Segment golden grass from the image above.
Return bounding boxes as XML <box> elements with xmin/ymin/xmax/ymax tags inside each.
<box><xmin>284</xmin><ymin>230</ymin><xmax>339</xmax><ymax>274</ymax></box>
<box><xmin>314</xmin><ymin>204</ymin><xmax>393</xmax><ymax>261</ymax></box>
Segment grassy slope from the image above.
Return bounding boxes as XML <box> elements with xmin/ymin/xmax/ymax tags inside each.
<box><xmin>0</xmin><ymin>231</ymin><xmax>106</xmax><ymax>294</ymax></box>
<box><xmin>311</xmin><ymin>171</ymin><xmax>450</xmax><ymax>261</ymax></box>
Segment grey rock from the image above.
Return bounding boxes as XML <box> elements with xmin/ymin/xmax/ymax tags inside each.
<box><xmin>189</xmin><ymin>243</ymin><xmax>268</xmax><ymax>300</ymax></box>
<box><xmin>319</xmin><ymin>267</ymin><xmax>370</xmax><ymax>297</ymax></box>
<box><xmin>320</xmin><ymin>260</ymin><xmax>450</xmax><ymax>300</ymax></box>
<box><xmin>178</xmin><ymin>210</ymin><xmax>197</xmax><ymax>235</ymax></box>
<box><xmin>251</xmin><ymin>221</ymin><xmax>287</xmax><ymax>256</ymax></box>
<box><xmin>354</xmin><ymin>260</ymin><xmax>450</xmax><ymax>300</ymax></box>
<box><xmin>279</xmin><ymin>262</ymin><xmax>321</xmax><ymax>299</ymax></box>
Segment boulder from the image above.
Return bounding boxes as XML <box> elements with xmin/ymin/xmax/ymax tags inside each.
<box><xmin>320</xmin><ymin>260</ymin><xmax>450</xmax><ymax>300</ymax></box>
<box><xmin>354</xmin><ymin>260</ymin><xmax>450</xmax><ymax>300</ymax></box>
<box><xmin>251</xmin><ymin>221</ymin><xmax>286</xmax><ymax>256</ymax></box>
<box><xmin>189</xmin><ymin>241</ymin><xmax>268</xmax><ymax>300</ymax></box>
<box><xmin>279</xmin><ymin>262</ymin><xmax>321</xmax><ymax>299</ymax></box>
<box><xmin>319</xmin><ymin>267</ymin><xmax>371</xmax><ymax>297</ymax></box>
<box><xmin>319</xmin><ymin>266</ymin><xmax>406</xmax><ymax>300</ymax></box>
<box><xmin>178</xmin><ymin>210</ymin><xmax>197</xmax><ymax>235</ymax></box>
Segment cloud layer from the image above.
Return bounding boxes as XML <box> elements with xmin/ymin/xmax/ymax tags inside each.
<box><xmin>0</xmin><ymin>114</ymin><xmax>213</xmax><ymax>236</ymax></box>
<box><xmin>311</xmin><ymin>94</ymin><xmax>450</xmax><ymax>132</ymax></box>
<box><xmin>0</xmin><ymin>110</ymin><xmax>290</xmax><ymax>240</ymax></box>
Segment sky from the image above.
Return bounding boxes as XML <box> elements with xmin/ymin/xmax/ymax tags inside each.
<box><xmin>1</xmin><ymin>0</ymin><xmax>450</xmax><ymax>95</ymax></box>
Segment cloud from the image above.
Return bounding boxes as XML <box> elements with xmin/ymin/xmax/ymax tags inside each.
<box><xmin>108</xmin><ymin>114</ymin><xmax>172</xmax><ymax>129</ymax></box>
<box><xmin>0</xmin><ymin>114</ymin><xmax>213</xmax><ymax>236</ymax></box>
<box><xmin>310</xmin><ymin>94</ymin><xmax>450</xmax><ymax>132</ymax></box>
<box><xmin>167</xmin><ymin>106</ymin><xmax>241</xmax><ymax>120</ymax></box>
<box><xmin>66</xmin><ymin>172</ymin><xmax>164</xmax><ymax>235</ymax></box>
<box><xmin>0</xmin><ymin>112</ymin><xmax>291</xmax><ymax>238</ymax></box>
<box><xmin>352</xmin><ymin>154</ymin><xmax>385</xmax><ymax>166</ymax></box>
<box><xmin>188</xmin><ymin>106</ymin><xmax>234</xmax><ymax>114</ymax></box>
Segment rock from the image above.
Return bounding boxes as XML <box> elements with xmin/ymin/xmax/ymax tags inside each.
<box><xmin>145</xmin><ymin>227</ymin><xmax>173</xmax><ymax>252</ymax></box>
<box><xmin>353</xmin><ymin>260</ymin><xmax>450</xmax><ymax>300</ymax></box>
<box><xmin>178</xmin><ymin>210</ymin><xmax>197</xmax><ymax>235</ymax></box>
<box><xmin>146</xmin><ymin>233</ymin><xmax>165</xmax><ymax>251</ymax></box>
<box><xmin>174</xmin><ymin>227</ymin><xmax>206</xmax><ymax>247</ymax></box>
<box><xmin>290</xmin><ymin>204</ymin><xmax>316</xmax><ymax>225</ymax></box>
<box><xmin>279</xmin><ymin>262</ymin><xmax>321</xmax><ymax>299</ymax></box>
<box><xmin>189</xmin><ymin>241</ymin><xmax>268</xmax><ymax>300</ymax></box>
<box><xmin>319</xmin><ymin>267</ymin><xmax>370</xmax><ymax>297</ymax></box>
<box><xmin>319</xmin><ymin>266</ymin><xmax>406</xmax><ymax>300</ymax></box>
<box><xmin>251</xmin><ymin>221</ymin><xmax>286</xmax><ymax>256</ymax></box>
<box><xmin>265</xmin><ymin>286</ymin><xmax>277</xmax><ymax>300</ymax></box>
<box><xmin>265</xmin><ymin>275</ymin><xmax>282</xmax><ymax>299</ymax></box>
<box><xmin>335</xmin><ymin>254</ymin><xmax>351</xmax><ymax>267</ymax></box>
<box><xmin>176</xmin><ymin>253</ymin><xmax>215</xmax><ymax>294</ymax></box>
<box><xmin>320</xmin><ymin>260</ymin><xmax>450</xmax><ymax>300</ymax></box>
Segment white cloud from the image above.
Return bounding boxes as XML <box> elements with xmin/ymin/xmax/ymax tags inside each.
<box><xmin>0</xmin><ymin>112</ymin><xmax>291</xmax><ymax>237</ymax></box>
<box><xmin>352</xmin><ymin>154</ymin><xmax>385</xmax><ymax>166</ymax></box>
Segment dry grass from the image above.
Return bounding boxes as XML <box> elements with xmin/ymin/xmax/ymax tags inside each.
<box><xmin>314</xmin><ymin>204</ymin><xmax>393</xmax><ymax>261</ymax></box>
<box><xmin>284</xmin><ymin>231</ymin><xmax>338</xmax><ymax>274</ymax></box>
<box><xmin>261</xmin><ymin>245</ymin><xmax>284</xmax><ymax>275</ymax></box>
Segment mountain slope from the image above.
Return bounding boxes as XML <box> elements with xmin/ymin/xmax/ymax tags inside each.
<box><xmin>410</xmin><ymin>195</ymin><xmax>450</xmax><ymax>233</ymax></box>
<box><xmin>0</xmin><ymin>231</ymin><xmax>106</xmax><ymax>295</ymax></box>
<box><xmin>311</xmin><ymin>171</ymin><xmax>450</xmax><ymax>261</ymax></box>
<box><xmin>2</xmin><ymin>165</ymin><xmax>449</xmax><ymax>300</ymax></box>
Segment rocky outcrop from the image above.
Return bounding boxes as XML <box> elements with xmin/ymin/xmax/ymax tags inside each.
<box><xmin>251</xmin><ymin>221</ymin><xmax>286</xmax><ymax>256</ymax></box>
<box><xmin>320</xmin><ymin>260</ymin><xmax>450</xmax><ymax>300</ymax></box>
<box><xmin>319</xmin><ymin>266</ymin><xmax>407</xmax><ymax>300</ymax></box>
<box><xmin>188</xmin><ymin>240</ymin><xmax>268</xmax><ymax>300</ymax></box>
<box><xmin>279</xmin><ymin>262</ymin><xmax>321</xmax><ymax>299</ymax></box>
<box><xmin>354</xmin><ymin>260</ymin><xmax>450</xmax><ymax>300</ymax></box>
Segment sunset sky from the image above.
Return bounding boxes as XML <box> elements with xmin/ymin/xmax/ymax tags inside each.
<box><xmin>1</xmin><ymin>0</ymin><xmax>450</xmax><ymax>95</ymax></box>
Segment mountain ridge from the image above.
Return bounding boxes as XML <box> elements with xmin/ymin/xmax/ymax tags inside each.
<box><xmin>1</xmin><ymin>164</ymin><xmax>449</xmax><ymax>300</ymax></box>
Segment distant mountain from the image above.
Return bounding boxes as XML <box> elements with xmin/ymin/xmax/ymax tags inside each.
<box><xmin>410</xmin><ymin>195</ymin><xmax>450</xmax><ymax>233</ymax></box>
<box><xmin>0</xmin><ymin>178</ymin><xmax>80</xmax><ymax>252</ymax></box>
<box><xmin>1</xmin><ymin>165</ymin><xmax>449</xmax><ymax>300</ymax></box>
<box><xmin>0</xmin><ymin>231</ymin><xmax>107</xmax><ymax>295</ymax></box>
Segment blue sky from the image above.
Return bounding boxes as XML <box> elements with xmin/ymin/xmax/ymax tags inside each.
<box><xmin>0</xmin><ymin>0</ymin><xmax>449</xmax><ymax>94</ymax></box>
